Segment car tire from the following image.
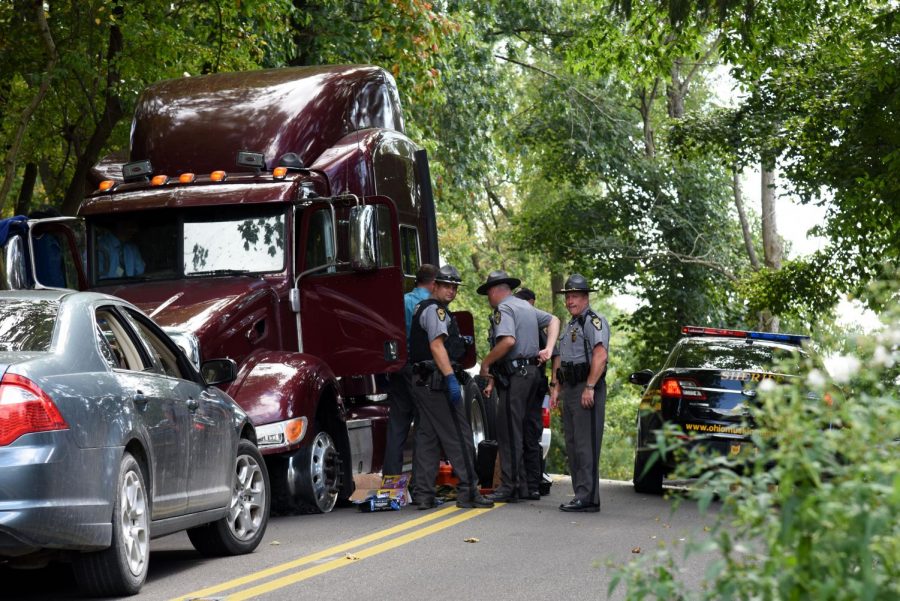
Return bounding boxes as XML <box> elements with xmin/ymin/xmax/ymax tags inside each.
<box><xmin>633</xmin><ymin>449</ymin><xmax>664</xmax><ymax>495</ymax></box>
<box><xmin>72</xmin><ymin>452</ymin><xmax>149</xmax><ymax>597</ymax></box>
<box><xmin>188</xmin><ymin>440</ymin><xmax>270</xmax><ymax>556</ymax></box>
<box><xmin>296</xmin><ymin>431</ymin><xmax>341</xmax><ymax>513</ymax></box>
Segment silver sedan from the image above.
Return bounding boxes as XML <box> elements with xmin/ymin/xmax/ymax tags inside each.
<box><xmin>0</xmin><ymin>290</ymin><xmax>269</xmax><ymax>596</ymax></box>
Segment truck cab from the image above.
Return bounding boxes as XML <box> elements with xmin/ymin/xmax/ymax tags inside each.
<box><xmin>2</xmin><ymin>66</ymin><xmax>483</xmax><ymax>514</ymax></box>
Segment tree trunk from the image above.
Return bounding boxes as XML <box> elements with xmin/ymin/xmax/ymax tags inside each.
<box><xmin>551</xmin><ymin>272</ymin><xmax>565</xmax><ymax>315</ymax></box>
<box><xmin>60</xmin><ymin>23</ymin><xmax>124</xmax><ymax>215</ymax></box>
<box><xmin>758</xmin><ymin>163</ymin><xmax>783</xmax><ymax>332</ymax></box>
<box><xmin>760</xmin><ymin>165</ymin><xmax>782</xmax><ymax>270</ymax></box>
<box><xmin>14</xmin><ymin>162</ymin><xmax>38</xmax><ymax>216</ymax></box>
<box><xmin>0</xmin><ymin>1</ymin><xmax>58</xmax><ymax>212</ymax></box>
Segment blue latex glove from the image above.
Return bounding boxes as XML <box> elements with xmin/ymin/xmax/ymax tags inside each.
<box><xmin>445</xmin><ymin>373</ymin><xmax>462</xmax><ymax>406</ymax></box>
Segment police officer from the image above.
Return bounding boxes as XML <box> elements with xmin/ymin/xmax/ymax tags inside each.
<box><xmin>409</xmin><ymin>265</ymin><xmax>494</xmax><ymax>509</ymax></box>
<box><xmin>513</xmin><ymin>287</ymin><xmax>549</xmax><ymax>499</ymax></box>
<box><xmin>549</xmin><ymin>274</ymin><xmax>609</xmax><ymax>512</ymax></box>
<box><xmin>383</xmin><ymin>264</ymin><xmax>437</xmax><ymax>477</ymax></box>
<box><xmin>478</xmin><ymin>271</ymin><xmax>560</xmax><ymax>502</ymax></box>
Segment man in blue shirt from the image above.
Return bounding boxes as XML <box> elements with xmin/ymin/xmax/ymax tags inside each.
<box><xmin>383</xmin><ymin>264</ymin><xmax>437</xmax><ymax>477</ymax></box>
<box><xmin>96</xmin><ymin>221</ymin><xmax>145</xmax><ymax>279</ymax></box>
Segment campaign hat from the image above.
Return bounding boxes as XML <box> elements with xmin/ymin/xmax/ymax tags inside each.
<box><xmin>434</xmin><ymin>264</ymin><xmax>463</xmax><ymax>285</ymax></box>
<box><xmin>476</xmin><ymin>270</ymin><xmax>521</xmax><ymax>295</ymax></box>
<box><xmin>554</xmin><ymin>273</ymin><xmax>597</xmax><ymax>294</ymax></box>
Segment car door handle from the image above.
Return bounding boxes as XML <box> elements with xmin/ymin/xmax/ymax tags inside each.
<box><xmin>133</xmin><ymin>391</ymin><xmax>148</xmax><ymax>407</ymax></box>
<box><xmin>187</xmin><ymin>398</ymin><xmax>200</xmax><ymax>412</ymax></box>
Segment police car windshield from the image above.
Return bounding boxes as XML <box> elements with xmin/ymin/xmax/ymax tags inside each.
<box><xmin>0</xmin><ymin>299</ymin><xmax>58</xmax><ymax>352</ymax></box>
<box><xmin>671</xmin><ymin>338</ymin><xmax>807</xmax><ymax>374</ymax></box>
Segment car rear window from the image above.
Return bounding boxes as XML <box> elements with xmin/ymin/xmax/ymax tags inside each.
<box><xmin>672</xmin><ymin>338</ymin><xmax>807</xmax><ymax>374</ymax></box>
<box><xmin>0</xmin><ymin>300</ymin><xmax>58</xmax><ymax>352</ymax></box>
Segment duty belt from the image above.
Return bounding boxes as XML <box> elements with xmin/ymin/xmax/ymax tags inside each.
<box><xmin>508</xmin><ymin>357</ymin><xmax>541</xmax><ymax>369</ymax></box>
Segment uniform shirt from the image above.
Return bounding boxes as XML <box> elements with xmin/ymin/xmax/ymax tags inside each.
<box><xmin>489</xmin><ymin>295</ymin><xmax>553</xmax><ymax>359</ymax></box>
<box><xmin>404</xmin><ymin>286</ymin><xmax>432</xmax><ymax>347</ymax></box>
<box><xmin>417</xmin><ymin>302</ymin><xmax>452</xmax><ymax>347</ymax></box>
<box><xmin>555</xmin><ymin>306</ymin><xmax>610</xmax><ymax>363</ymax></box>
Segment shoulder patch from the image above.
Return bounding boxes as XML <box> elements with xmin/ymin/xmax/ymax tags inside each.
<box><xmin>591</xmin><ymin>315</ymin><xmax>602</xmax><ymax>331</ymax></box>
<box><xmin>436</xmin><ymin>307</ymin><xmax>446</xmax><ymax>321</ymax></box>
<box><xmin>491</xmin><ymin>308</ymin><xmax>502</xmax><ymax>325</ymax></box>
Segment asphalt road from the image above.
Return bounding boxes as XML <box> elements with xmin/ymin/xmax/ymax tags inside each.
<box><xmin>2</xmin><ymin>478</ymin><xmax>718</xmax><ymax>600</ymax></box>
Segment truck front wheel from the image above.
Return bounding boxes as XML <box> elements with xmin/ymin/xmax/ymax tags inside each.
<box><xmin>296</xmin><ymin>431</ymin><xmax>341</xmax><ymax>513</ymax></box>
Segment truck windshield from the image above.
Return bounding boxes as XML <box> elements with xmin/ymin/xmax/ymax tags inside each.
<box><xmin>90</xmin><ymin>207</ymin><xmax>285</xmax><ymax>283</ymax></box>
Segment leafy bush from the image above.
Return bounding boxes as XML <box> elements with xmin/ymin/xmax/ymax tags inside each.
<box><xmin>611</xmin><ymin>282</ymin><xmax>900</xmax><ymax>600</ymax></box>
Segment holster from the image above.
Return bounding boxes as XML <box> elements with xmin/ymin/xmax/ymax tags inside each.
<box><xmin>488</xmin><ymin>365</ymin><xmax>511</xmax><ymax>389</ymax></box>
<box><xmin>412</xmin><ymin>361</ymin><xmax>437</xmax><ymax>386</ymax></box>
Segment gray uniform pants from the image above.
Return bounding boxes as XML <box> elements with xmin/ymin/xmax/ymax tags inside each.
<box><xmin>411</xmin><ymin>376</ymin><xmax>478</xmax><ymax>503</ymax></box>
<box><xmin>383</xmin><ymin>365</ymin><xmax>416</xmax><ymax>476</ymax></box>
<box><xmin>561</xmin><ymin>379</ymin><xmax>606</xmax><ymax>505</ymax></box>
<box><xmin>495</xmin><ymin>365</ymin><xmax>540</xmax><ymax>497</ymax></box>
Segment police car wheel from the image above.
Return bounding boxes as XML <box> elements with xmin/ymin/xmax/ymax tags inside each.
<box><xmin>633</xmin><ymin>449</ymin><xmax>664</xmax><ymax>495</ymax></box>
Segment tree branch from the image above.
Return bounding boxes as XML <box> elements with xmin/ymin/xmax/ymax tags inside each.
<box><xmin>732</xmin><ymin>168</ymin><xmax>761</xmax><ymax>270</ymax></box>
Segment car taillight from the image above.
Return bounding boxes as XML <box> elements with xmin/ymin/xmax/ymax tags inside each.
<box><xmin>542</xmin><ymin>407</ymin><xmax>551</xmax><ymax>429</ymax></box>
<box><xmin>659</xmin><ymin>377</ymin><xmax>707</xmax><ymax>400</ymax></box>
<box><xmin>0</xmin><ymin>374</ymin><xmax>68</xmax><ymax>446</ymax></box>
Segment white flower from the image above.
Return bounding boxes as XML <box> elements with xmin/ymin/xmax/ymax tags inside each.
<box><xmin>825</xmin><ymin>354</ymin><xmax>861</xmax><ymax>384</ymax></box>
<box><xmin>873</xmin><ymin>345</ymin><xmax>896</xmax><ymax>368</ymax></box>
<box><xmin>758</xmin><ymin>378</ymin><xmax>777</xmax><ymax>393</ymax></box>
<box><xmin>806</xmin><ymin>369</ymin><xmax>827</xmax><ymax>390</ymax></box>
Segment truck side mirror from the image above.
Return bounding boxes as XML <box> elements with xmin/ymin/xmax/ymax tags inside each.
<box><xmin>349</xmin><ymin>204</ymin><xmax>377</xmax><ymax>271</ymax></box>
<box><xmin>1</xmin><ymin>235</ymin><xmax>31</xmax><ymax>290</ymax></box>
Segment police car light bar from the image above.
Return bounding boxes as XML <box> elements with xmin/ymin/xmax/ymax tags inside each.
<box><xmin>682</xmin><ymin>326</ymin><xmax>809</xmax><ymax>345</ymax></box>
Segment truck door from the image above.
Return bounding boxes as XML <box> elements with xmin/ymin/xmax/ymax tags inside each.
<box><xmin>0</xmin><ymin>216</ymin><xmax>86</xmax><ymax>291</ymax></box>
<box><xmin>296</xmin><ymin>196</ymin><xmax>406</xmax><ymax>377</ymax></box>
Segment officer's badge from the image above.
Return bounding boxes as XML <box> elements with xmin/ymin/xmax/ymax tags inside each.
<box><xmin>491</xmin><ymin>309</ymin><xmax>501</xmax><ymax>325</ymax></box>
<box><xmin>436</xmin><ymin>307</ymin><xmax>446</xmax><ymax>321</ymax></box>
<box><xmin>591</xmin><ymin>315</ymin><xmax>602</xmax><ymax>330</ymax></box>
<box><xmin>571</xmin><ymin>328</ymin><xmax>577</xmax><ymax>342</ymax></box>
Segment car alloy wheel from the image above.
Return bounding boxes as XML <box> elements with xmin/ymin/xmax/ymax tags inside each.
<box><xmin>228</xmin><ymin>451</ymin><xmax>267</xmax><ymax>541</ymax></box>
<box><xmin>120</xmin><ymin>468</ymin><xmax>149</xmax><ymax>575</ymax></box>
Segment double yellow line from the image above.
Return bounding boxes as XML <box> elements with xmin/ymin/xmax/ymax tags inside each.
<box><xmin>171</xmin><ymin>504</ymin><xmax>496</xmax><ymax>601</ymax></box>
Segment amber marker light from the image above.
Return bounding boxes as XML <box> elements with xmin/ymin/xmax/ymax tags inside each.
<box><xmin>272</xmin><ymin>166</ymin><xmax>288</xmax><ymax>179</ymax></box>
<box><xmin>97</xmin><ymin>180</ymin><xmax>116</xmax><ymax>192</ymax></box>
<box><xmin>210</xmin><ymin>170</ymin><xmax>227</xmax><ymax>182</ymax></box>
<box><xmin>178</xmin><ymin>173</ymin><xmax>195</xmax><ymax>184</ymax></box>
<box><xmin>150</xmin><ymin>175</ymin><xmax>169</xmax><ymax>186</ymax></box>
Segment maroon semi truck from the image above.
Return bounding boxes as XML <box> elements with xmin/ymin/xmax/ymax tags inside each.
<box><xmin>3</xmin><ymin>66</ymin><xmax>493</xmax><ymax>513</ymax></box>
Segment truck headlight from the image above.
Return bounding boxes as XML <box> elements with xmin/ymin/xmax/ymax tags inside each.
<box><xmin>255</xmin><ymin>417</ymin><xmax>308</xmax><ymax>450</ymax></box>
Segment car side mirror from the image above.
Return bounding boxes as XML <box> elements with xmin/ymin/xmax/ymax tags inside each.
<box><xmin>349</xmin><ymin>204</ymin><xmax>377</xmax><ymax>271</ymax></box>
<box><xmin>201</xmin><ymin>358</ymin><xmax>238</xmax><ymax>387</ymax></box>
<box><xmin>629</xmin><ymin>369</ymin><xmax>655</xmax><ymax>386</ymax></box>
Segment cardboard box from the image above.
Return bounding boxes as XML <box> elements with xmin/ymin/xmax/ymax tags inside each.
<box><xmin>350</xmin><ymin>473</ymin><xmax>412</xmax><ymax>510</ymax></box>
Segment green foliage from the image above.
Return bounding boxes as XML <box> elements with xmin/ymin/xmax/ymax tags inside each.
<box><xmin>611</xmin><ymin>277</ymin><xmax>900</xmax><ymax>600</ymax></box>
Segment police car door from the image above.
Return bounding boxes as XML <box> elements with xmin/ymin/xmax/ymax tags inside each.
<box><xmin>296</xmin><ymin>195</ymin><xmax>406</xmax><ymax>377</ymax></box>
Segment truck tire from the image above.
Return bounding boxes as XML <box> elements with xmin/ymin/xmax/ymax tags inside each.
<box><xmin>72</xmin><ymin>452</ymin><xmax>149</xmax><ymax>597</ymax></box>
<box><xmin>633</xmin><ymin>449</ymin><xmax>664</xmax><ymax>495</ymax></box>
<box><xmin>188</xmin><ymin>440</ymin><xmax>270</xmax><ymax>556</ymax></box>
<box><xmin>464</xmin><ymin>379</ymin><xmax>493</xmax><ymax>447</ymax></box>
<box><xmin>297</xmin><ymin>431</ymin><xmax>341</xmax><ymax>513</ymax></box>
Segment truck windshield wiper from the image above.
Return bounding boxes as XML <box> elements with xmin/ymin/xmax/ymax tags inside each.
<box><xmin>187</xmin><ymin>269</ymin><xmax>252</xmax><ymax>277</ymax></box>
